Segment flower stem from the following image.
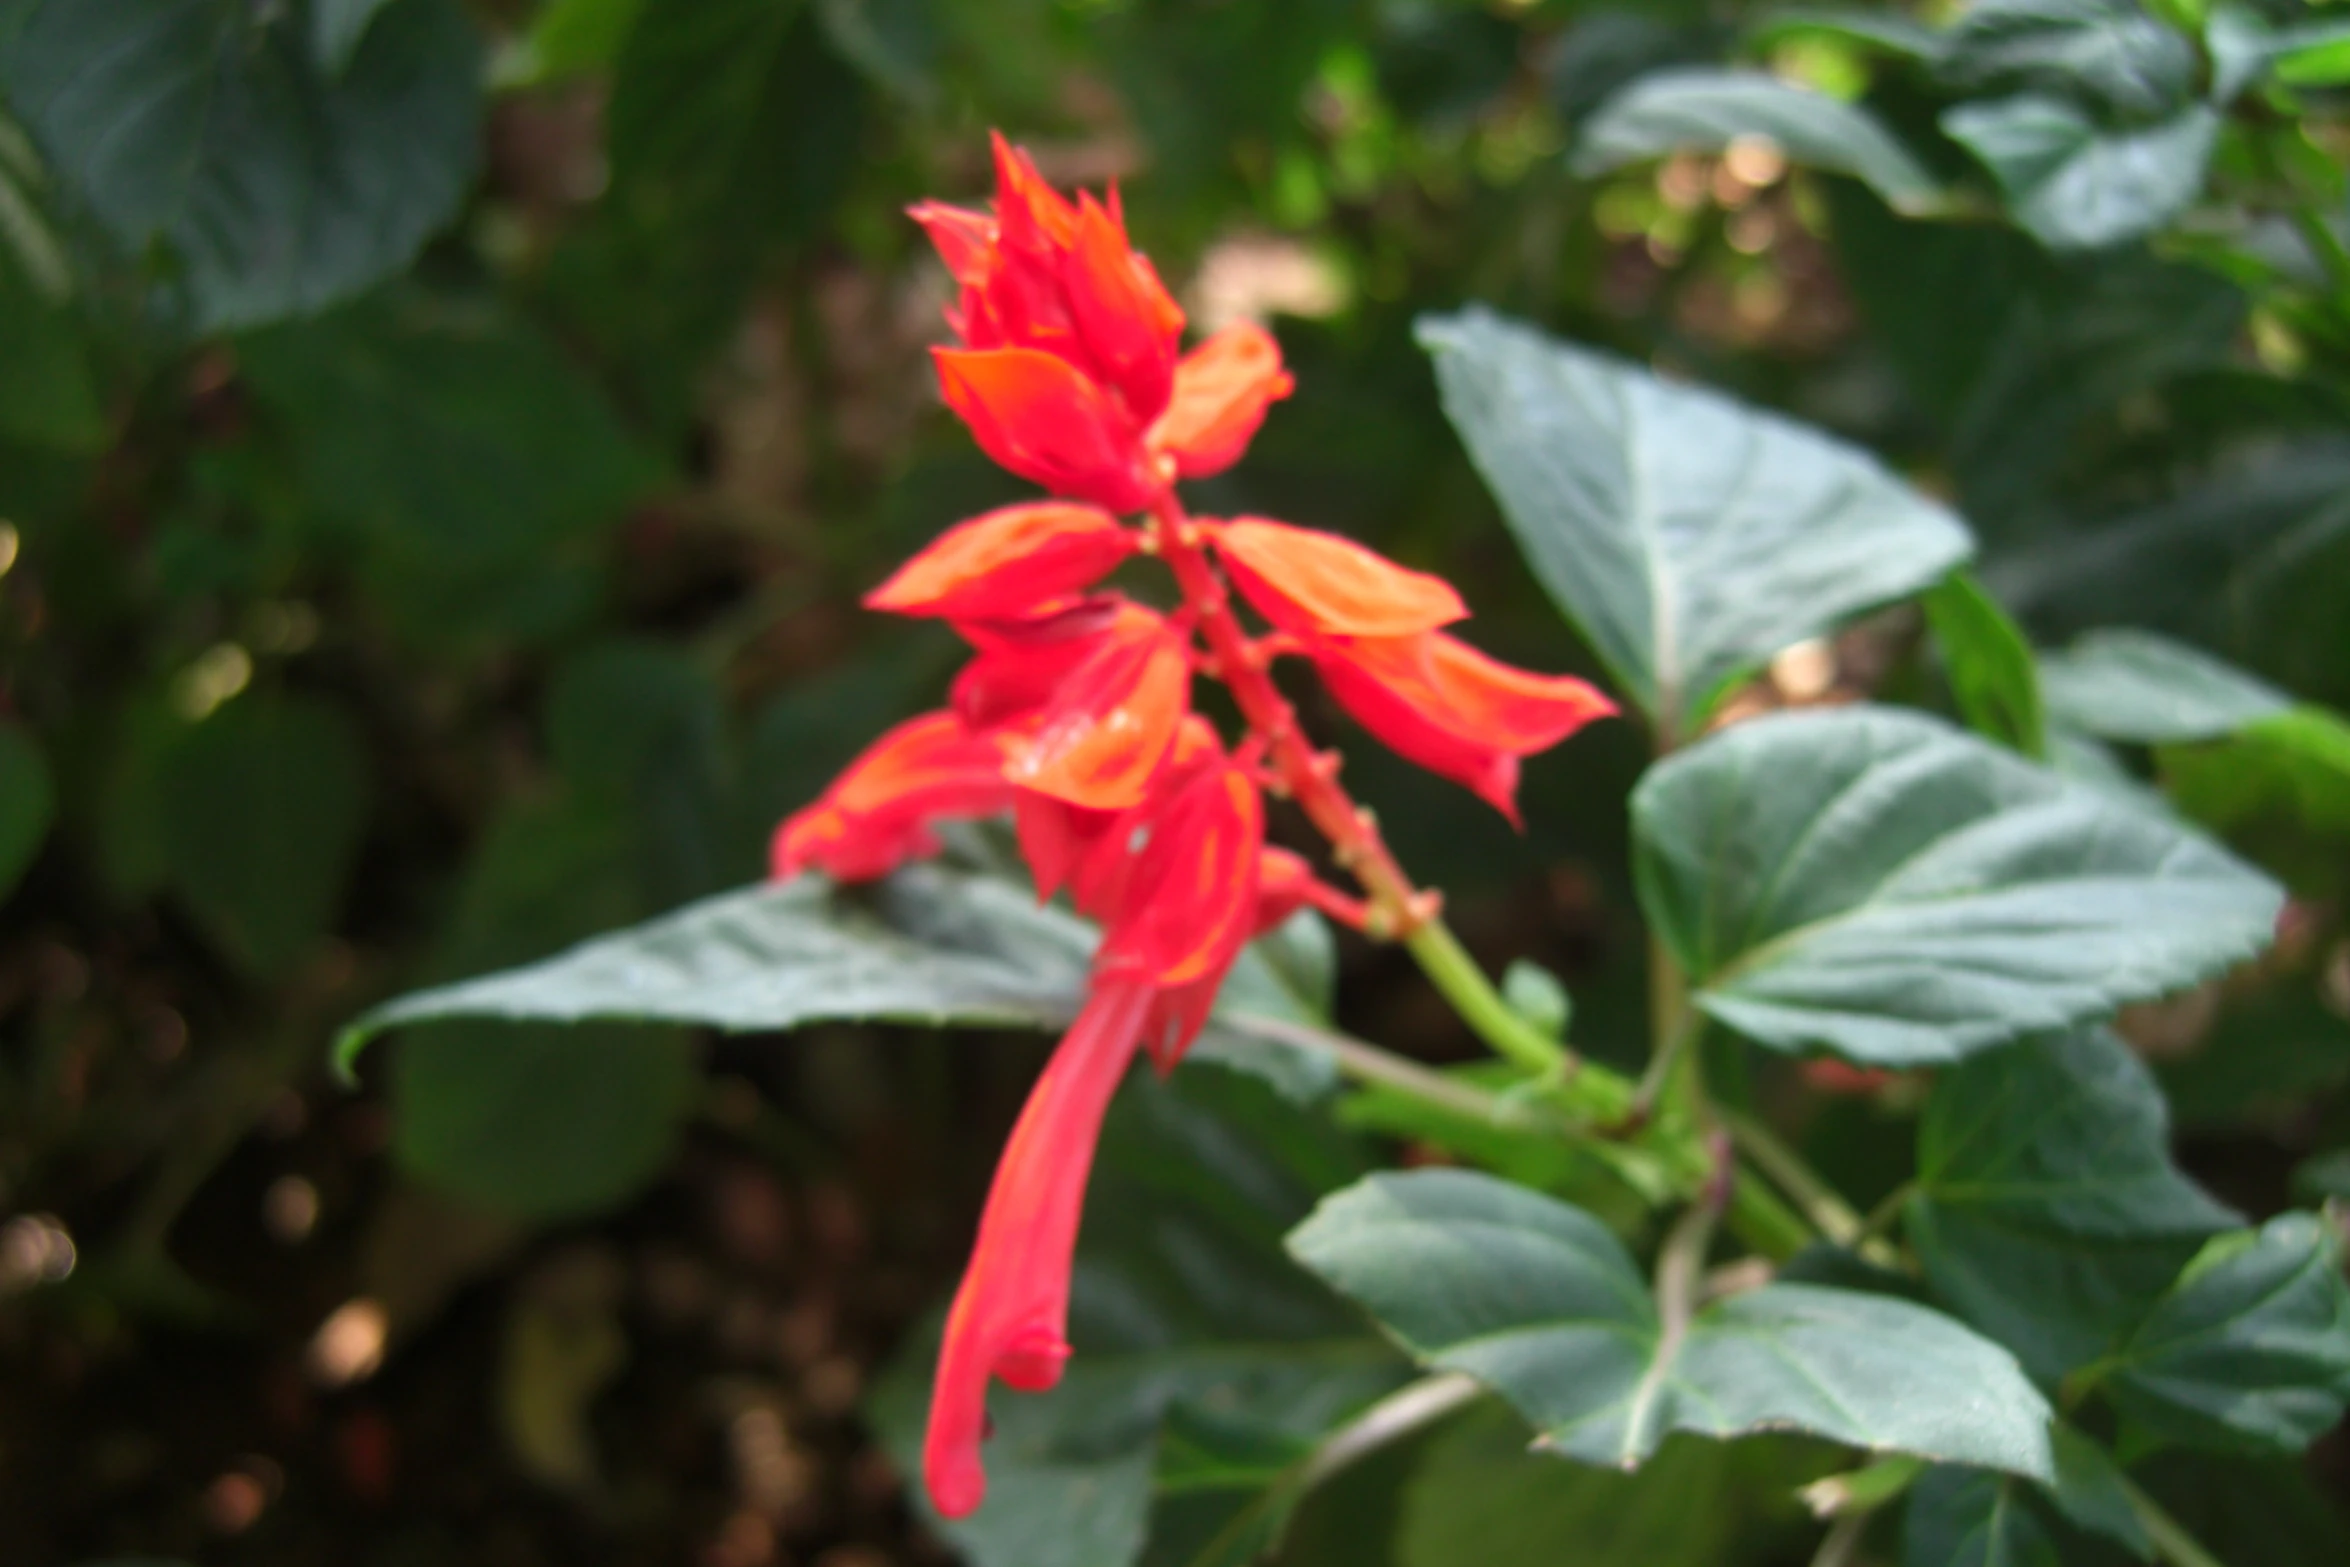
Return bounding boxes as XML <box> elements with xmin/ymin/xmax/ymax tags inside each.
<box><xmin>1402</xmin><ymin>917</ymin><xmax>1568</xmax><ymax>1077</ymax></box>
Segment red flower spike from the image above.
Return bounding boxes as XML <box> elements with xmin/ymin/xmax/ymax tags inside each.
<box><xmin>1313</xmin><ymin>630</ymin><xmax>1616</xmax><ymax>826</ymax></box>
<box><xmin>1208</xmin><ymin>517</ymin><xmax>1467</xmax><ymax>638</ymax></box>
<box><xmin>923</xmin><ymin>976</ymin><xmax>1152</xmax><ymax>1520</ymax></box>
<box><xmin>998</xmin><ymin>622</ymin><xmax>1191</xmax><ymax>809</ymax></box>
<box><xmin>770</xmin><ymin>712</ymin><xmax>1015</xmax><ymax>882</ymax></box>
<box><xmin>1098</xmin><ymin>754</ymin><xmax>1263</xmax><ymax>993</ymax></box>
<box><xmin>989</xmin><ymin>130</ymin><xmax>1079</xmax><ymax>254</ymax></box>
<box><xmin>1065</xmin><ymin>192</ymin><xmax>1183</xmax><ymax>421</ymax></box>
<box><xmin>866</xmin><ymin>503</ymin><xmax>1136</xmax><ymax>620</ymax></box>
<box><xmin>933</xmin><ymin>347</ymin><xmax>1159</xmax><ymax>513</ymax></box>
<box><xmin>1147</xmin><ymin>323</ymin><xmax>1295</xmax><ymax>479</ymax></box>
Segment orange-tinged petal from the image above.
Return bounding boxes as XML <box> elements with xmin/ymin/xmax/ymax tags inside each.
<box><xmin>1065</xmin><ymin>192</ymin><xmax>1182</xmax><ymax>421</ymax></box>
<box><xmin>1000</xmin><ymin>626</ymin><xmax>1190</xmax><ymax>809</ymax></box>
<box><xmin>1314</xmin><ymin>630</ymin><xmax>1615</xmax><ymax>824</ymax></box>
<box><xmin>1208</xmin><ymin>516</ymin><xmax>1467</xmax><ymax>637</ymax></box>
<box><xmin>923</xmin><ymin>977</ymin><xmax>1151</xmax><ymax>1519</ymax></box>
<box><xmin>1099</xmin><ymin>758</ymin><xmax>1263</xmax><ymax>990</ymax></box>
<box><xmin>866</xmin><ymin>503</ymin><xmax>1136</xmax><ymax>620</ymax></box>
<box><xmin>1147</xmin><ymin>322</ymin><xmax>1294</xmax><ymax>479</ymax></box>
<box><xmin>933</xmin><ymin>347</ymin><xmax>1157</xmax><ymax>512</ymax></box>
<box><xmin>951</xmin><ymin>597</ymin><xmax>1151</xmax><ymax>732</ymax></box>
<box><xmin>771</xmin><ymin>712</ymin><xmax>1014</xmax><ymax>881</ymax></box>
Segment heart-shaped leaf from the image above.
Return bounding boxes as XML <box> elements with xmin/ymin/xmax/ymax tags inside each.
<box><xmin>1289</xmin><ymin>1170</ymin><xmax>2053</xmax><ymax>1479</ymax></box>
<box><xmin>1634</xmin><ymin>706</ymin><xmax>2282</xmax><ymax>1065</ymax></box>
<box><xmin>1418</xmin><ymin>308</ymin><xmax>1972</xmax><ymax>739</ymax></box>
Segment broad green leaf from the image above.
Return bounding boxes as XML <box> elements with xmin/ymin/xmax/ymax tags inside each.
<box><xmin>2039</xmin><ymin>629</ymin><xmax>2288</xmax><ymax>743</ymax></box>
<box><xmin>2102</xmin><ymin>1213</ymin><xmax>2350</xmax><ymax>1454</ymax></box>
<box><xmin>868</xmin><ymin>1065</ymin><xmax>1402</xmax><ymax>1567</ymax></box>
<box><xmin>1571</xmin><ymin>70</ymin><xmax>1942</xmax><ymax>209</ymax></box>
<box><xmin>312</xmin><ymin>0</ymin><xmax>397</xmax><ymax>71</ymax></box>
<box><xmin>1924</xmin><ymin>573</ymin><xmax>2046</xmax><ymax>757</ymax></box>
<box><xmin>1942</xmin><ymin>95</ymin><xmax>2218</xmax><ymax>252</ymax></box>
<box><xmin>1903</xmin><ymin>1467</ymin><xmax>2059</xmax><ymax>1567</ymax></box>
<box><xmin>1416</xmin><ymin>308</ymin><xmax>1973</xmax><ymax>737</ymax></box>
<box><xmin>1907</xmin><ymin>1028</ymin><xmax>2237</xmax><ymax>1377</ymax></box>
<box><xmin>1288</xmin><ymin>1170</ymin><xmax>2054</xmax><ymax>1478</ymax></box>
<box><xmin>338</xmin><ymin>865</ymin><xmax>1335</xmax><ymax>1101</ymax></box>
<box><xmin>2268</xmin><ymin>19</ymin><xmax>2350</xmax><ymax>86</ymax></box>
<box><xmin>392</xmin><ymin>1021</ymin><xmax>697</xmax><ymax>1220</ymax></box>
<box><xmin>1935</xmin><ymin>0</ymin><xmax>2199</xmax><ymax>118</ymax></box>
<box><xmin>0</xmin><ymin>0</ymin><xmax>481</xmax><ymax>331</ymax></box>
<box><xmin>238</xmin><ymin>292</ymin><xmax>660</xmax><ymax>568</ymax></box>
<box><xmin>1633</xmin><ymin>706</ymin><xmax>2282</xmax><ymax>1066</ymax></box>
<box><xmin>160</xmin><ymin>694</ymin><xmax>371</xmax><ymax>976</ymax></box>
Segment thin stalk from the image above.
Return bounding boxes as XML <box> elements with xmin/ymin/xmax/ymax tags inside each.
<box><xmin>1807</xmin><ymin>1511</ymin><xmax>1873</xmax><ymax>1567</ymax></box>
<box><xmin>2117</xmin><ymin>1473</ymin><xmax>2232</xmax><ymax>1567</ymax></box>
<box><xmin>1223</xmin><ymin>1012</ymin><xmax>1569</xmax><ymax>1131</ymax></box>
<box><xmin>1402</xmin><ymin>917</ymin><xmax>1571</xmax><ymax>1078</ymax></box>
<box><xmin>1722</xmin><ymin>1109</ymin><xmax>1865</xmax><ymax>1248</ymax></box>
<box><xmin>1856</xmin><ymin>1181</ymin><xmax>1917</xmax><ymax>1249</ymax></box>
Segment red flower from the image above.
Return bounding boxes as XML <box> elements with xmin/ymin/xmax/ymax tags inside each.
<box><xmin>769</xmin><ymin>713</ymin><xmax>1014</xmax><ymax>882</ymax></box>
<box><xmin>915</xmin><ymin>137</ymin><xmax>1295</xmax><ymax>510</ymax></box>
<box><xmin>865</xmin><ymin>502</ymin><xmax>1136</xmax><ymax>620</ymax></box>
<box><xmin>1313</xmin><ymin>630</ymin><xmax>1616</xmax><ymax>826</ymax></box>
<box><xmin>996</xmin><ymin>614</ymin><xmax>1191</xmax><ymax>810</ymax></box>
<box><xmin>1208</xmin><ymin>516</ymin><xmax>1466</xmax><ymax>637</ymax></box>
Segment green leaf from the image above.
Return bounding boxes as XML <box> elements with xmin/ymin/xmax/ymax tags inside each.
<box><xmin>392</xmin><ymin>1021</ymin><xmax>697</xmax><ymax>1220</ymax></box>
<box><xmin>1935</xmin><ymin>0</ymin><xmax>2199</xmax><ymax>119</ymax></box>
<box><xmin>2102</xmin><ymin>1213</ymin><xmax>2350</xmax><ymax>1455</ymax></box>
<box><xmin>160</xmin><ymin>694</ymin><xmax>371</xmax><ymax>976</ymax></box>
<box><xmin>1396</xmin><ymin>1403</ymin><xmax>1826</xmax><ymax>1567</ymax></box>
<box><xmin>1745</xmin><ymin>10</ymin><xmax>1941</xmax><ymax>61</ymax></box>
<box><xmin>2039</xmin><ymin>629</ymin><xmax>2289</xmax><ymax>743</ymax></box>
<box><xmin>238</xmin><ymin>291</ymin><xmax>661</xmax><ymax>568</ymax></box>
<box><xmin>1633</xmin><ymin>706</ymin><xmax>2281</xmax><ymax>1066</ymax></box>
<box><xmin>1942</xmin><ymin>95</ymin><xmax>2218</xmax><ymax>252</ymax></box>
<box><xmin>338</xmin><ymin>865</ymin><xmax>1333</xmax><ymax>1101</ymax></box>
<box><xmin>1907</xmin><ymin>1028</ymin><xmax>2238</xmax><ymax>1378</ymax></box>
<box><xmin>312</xmin><ymin>0</ymin><xmax>396</xmax><ymax>71</ymax></box>
<box><xmin>1924</xmin><ymin>573</ymin><xmax>2046</xmax><ymax>757</ymax></box>
<box><xmin>1903</xmin><ymin>1466</ymin><xmax>2059</xmax><ymax>1567</ymax></box>
<box><xmin>2269</xmin><ymin>20</ymin><xmax>2350</xmax><ymax>86</ymax></box>
<box><xmin>2044</xmin><ymin>1425</ymin><xmax>2150</xmax><ymax>1555</ymax></box>
<box><xmin>867</xmin><ymin>1064</ymin><xmax>1402</xmax><ymax>1567</ymax></box>
<box><xmin>1288</xmin><ymin>1170</ymin><xmax>2054</xmax><ymax>1478</ymax></box>
<box><xmin>1416</xmin><ymin>308</ymin><xmax>1973</xmax><ymax>737</ymax></box>
<box><xmin>0</xmin><ymin>718</ymin><xmax>55</xmax><ymax>902</ymax></box>
<box><xmin>1571</xmin><ymin>69</ymin><xmax>1942</xmax><ymax>209</ymax></box>
<box><xmin>0</xmin><ymin>0</ymin><xmax>481</xmax><ymax>331</ymax></box>
<box><xmin>2162</xmin><ymin>707</ymin><xmax>2350</xmax><ymax>893</ymax></box>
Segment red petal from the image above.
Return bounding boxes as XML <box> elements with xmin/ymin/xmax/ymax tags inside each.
<box><xmin>922</xmin><ymin>978</ymin><xmax>1151</xmax><ymax>1519</ymax></box>
<box><xmin>999</xmin><ymin>622</ymin><xmax>1190</xmax><ymax>809</ymax></box>
<box><xmin>908</xmin><ymin>200</ymin><xmax>996</xmax><ymax>288</ymax></box>
<box><xmin>1064</xmin><ymin>192</ymin><xmax>1182</xmax><ymax>422</ymax></box>
<box><xmin>866</xmin><ymin>503</ymin><xmax>1136</xmax><ymax>620</ymax></box>
<box><xmin>1098</xmin><ymin>753</ymin><xmax>1263</xmax><ymax>992</ymax></box>
<box><xmin>1208</xmin><ymin>517</ymin><xmax>1467</xmax><ymax>637</ymax></box>
<box><xmin>989</xmin><ymin>131</ymin><xmax>1078</xmax><ymax>254</ymax></box>
<box><xmin>1147</xmin><ymin>323</ymin><xmax>1294</xmax><ymax>479</ymax></box>
<box><xmin>770</xmin><ymin>712</ymin><xmax>1014</xmax><ymax>881</ymax></box>
<box><xmin>952</xmin><ymin>598</ymin><xmax>1154</xmax><ymax>733</ymax></box>
<box><xmin>1313</xmin><ymin>631</ymin><xmax>1615</xmax><ymax>824</ymax></box>
<box><xmin>933</xmin><ymin>347</ymin><xmax>1157</xmax><ymax>512</ymax></box>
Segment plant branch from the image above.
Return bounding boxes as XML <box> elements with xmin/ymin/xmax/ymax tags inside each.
<box><xmin>2118</xmin><ymin>1472</ymin><xmax>2232</xmax><ymax>1567</ymax></box>
<box><xmin>1807</xmin><ymin>1511</ymin><xmax>1873</xmax><ymax>1567</ymax></box>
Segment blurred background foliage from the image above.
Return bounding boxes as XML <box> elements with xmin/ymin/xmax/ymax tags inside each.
<box><xmin>0</xmin><ymin>0</ymin><xmax>2348</xmax><ymax>1563</ymax></box>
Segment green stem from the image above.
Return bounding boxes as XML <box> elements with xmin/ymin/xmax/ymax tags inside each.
<box><xmin>1723</xmin><ymin>1109</ymin><xmax>1864</xmax><ymax>1246</ymax></box>
<box><xmin>1728</xmin><ymin>1170</ymin><xmax>1815</xmax><ymax>1262</ymax></box>
<box><xmin>2118</xmin><ymin>1473</ymin><xmax>2232</xmax><ymax>1567</ymax></box>
<box><xmin>1404</xmin><ymin>917</ymin><xmax>1575</xmax><ymax>1078</ymax></box>
<box><xmin>1223</xmin><ymin>1011</ymin><xmax>1574</xmax><ymax>1131</ymax></box>
<box><xmin>1807</xmin><ymin>1511</ymin><xmax>1872</xmax><ymax>1567</ymax></box>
